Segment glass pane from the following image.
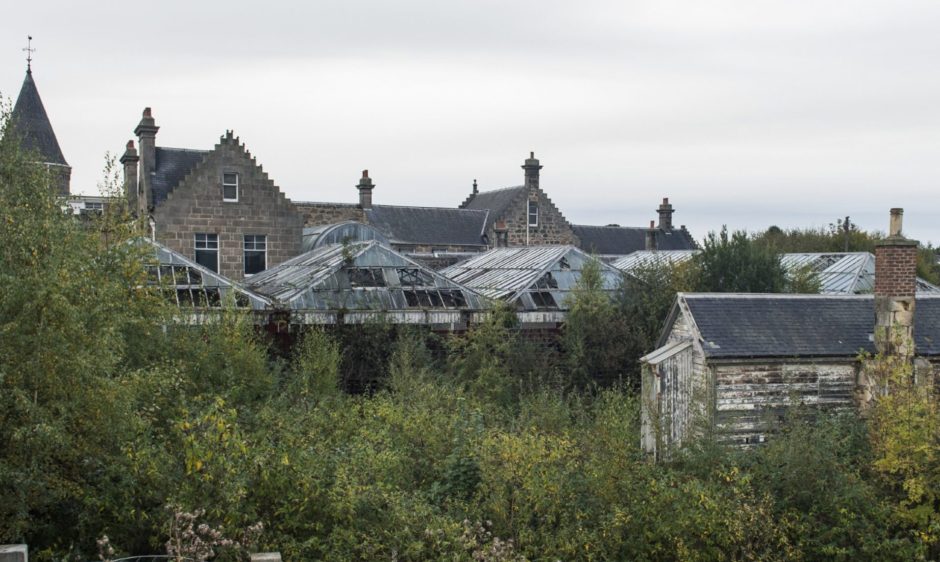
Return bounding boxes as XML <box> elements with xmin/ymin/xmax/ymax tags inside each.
<box><xmin>244</xmin><ymin>250</ymin><xmax>266</xmax><ymax>275</ymax></box>
<box><xmin>194</xmin><ymin>249</ymin><xmax>218</xmax><ymax>273</ymax></box>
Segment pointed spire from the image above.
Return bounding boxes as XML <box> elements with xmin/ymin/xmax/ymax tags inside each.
<box><xmin>10</xmin><ymin>68</ymin><xmax>68</xmax><ymax>167</ymax></box>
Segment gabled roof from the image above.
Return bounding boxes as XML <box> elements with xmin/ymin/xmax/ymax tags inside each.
<box><xmin>440</xmin><ymin>245</ymin><xmax>621</xmax><ymax>309</ymax></box>
<box><xmin>459</xmin><ymin>185</ymin><xmax>526</xmax><ymax>232</ymax></box>
<box><xmin>364</xmin><ymin>205</ymin><xmax>490</xmax><ymax>247</ymax></box>
<box><xmin>10</xmin><ymin>70</ymin><xmax>68</xmax><ymax>166</ymax></box>
<box><xmin>244</xmin><ymin>241</ymin><xmax>487</xmax><ymax>310</ymax></box>
<box><xmin>152</xmin><ymin>147</ymin><xmax>209</xmax><ymax>207</ymax></box>
<box><xmin>143</xmin><ymin>239</ymin><xmax>271</xmax><ymax>310</ymax></box>
<box><xmin>667</xmin><ymin>293</ymin><xmax>940</xmax><ymax>359</ymax></box>
<box><xmin>572</xmin><ymin>225</ymin><xmax>697</xmax><ymax>255</ymax></box>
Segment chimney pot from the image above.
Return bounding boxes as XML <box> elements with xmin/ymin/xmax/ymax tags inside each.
<box><xmin>143</xmin><ymin>107</ymin><xmax>152</xmax><ymax>118</ymax></box>
<box><xmin>889</xmin><ymin>207</ymin><xmax>903</xmax><ymax>237</ymax></box>
<box><xmin>126</xmin><ymin>140</ymin><xmax>135</xmax><ymax>150</ymax></box>
<box><xmin>657</xmin><ymin>197</ymin><xmax>675</xmax><ymax>230</ymax></box>
<box><xmin>357</xmin><ymin>169</ymin><xmax>374</xmax><ymax>209</ymax></box>
<box><xmin>522</xmin><ymin>152</ymin><xmax>542</xmax><ymax>190</ymax></box>
<box><xmin>645</xmin><ymin>224</ymin><xmax>657</xmax><ymax>251</ymax></box>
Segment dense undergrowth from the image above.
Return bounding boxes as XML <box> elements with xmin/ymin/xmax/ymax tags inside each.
<box><xmin>2</xmin><ymin>105</ymin><xmax>938</xmax><ymax>561</ymax></box>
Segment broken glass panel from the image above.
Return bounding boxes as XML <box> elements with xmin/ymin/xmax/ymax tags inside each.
<box><xmin>348</xmin><ymin>268</ymin><xmax>387</xmax><ymax>287</ymax></box>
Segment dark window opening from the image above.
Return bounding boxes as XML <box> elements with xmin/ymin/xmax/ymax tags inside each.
<box><xmin>439</xmin><ymin>290</ymin><xmax>468</xmax><ymax>308</ymax></box>
<box><xmin>205</xmin><ymin>287</ymin><xmax>222</xmax><ymax>307</ymax></box>
<box><xmin>244</xmin><ymin>235</ymin><xmax>267</xmax><ymax>275</ymax></box>
<box><xmin>348</xmin><ymin>268</ymin><xmax>386</xmax><ymax>287</ymax></box>
<box><xmin>530</xmin><ymin>291</ymin><xmax>557</xmax><ymax>309</ymax></box>
<box><xmin>222</xmin><ymin>172</ymin><xmax>238</xmax><ymax>201</ymax></box>
<box><xmin>535</xmin><ymin>272</ymin><xmax>558</xmax><ymax>289</ymax></box>
<box><xmin>528</xmin><ymin>201</ymin><xmax>539</xmax><ymax>227</ymax></box>
<box><xmin>397</xmin><ymin>268</ymin><xmax>433</xmax><ymax>286</ymax></box>
<box><xmin>194</xmin><ymin>233</ymin><xmax>219</xmax><ymax>273</ymax></box>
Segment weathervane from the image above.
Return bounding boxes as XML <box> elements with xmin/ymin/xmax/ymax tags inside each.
<box><xmin>23</xmin><ymin>35</ymin><xmax>35</xmax><ymax>72</ymax></box>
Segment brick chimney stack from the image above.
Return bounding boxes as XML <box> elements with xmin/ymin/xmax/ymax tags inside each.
<box><xmin>357</xmin><ymin>169</ymin><xmax>374</xmax><ymax>209</ymax></box>
<box><xmin>134</xmin><ymin>108</ymin><xmax>159</xmax><ymax>212</ymax></box>
<box><xmin>657</xmin><ymin>197</ymin><xmax>674</xmax><ymax>230</ymax></box>
<box><xmin>120</xmin><ymin>140</ymin><xmax>140</xmax><ymax>215</ymax></box>
<box><xmin>874</xmin><ymin>207</ymin><xmax>919</xmax><ymax>358</ymax></box>
<box><xmin>646</xmin><ymin>220</ymin><xmax>658</xmax><ymax>251</ymax></box>
<box><xmin>522</xmin><ymin>152</ymin><xmax>542</xmax><ymax>191</ymax></box>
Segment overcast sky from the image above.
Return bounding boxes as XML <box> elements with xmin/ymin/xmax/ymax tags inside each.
<box><xmin>3</xmin><ymin>0</ymin><xmax>940</xmax><ymax>244</ymax></box>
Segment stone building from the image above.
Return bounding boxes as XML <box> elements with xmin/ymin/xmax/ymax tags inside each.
<box><xmin>121</xmin><ymin>109</ymin><xmax>304</xmax><ymax>280</ymax></box>
<box><xmin>640</xmin><ymin>209</ymin><xmax>940</xmax><ymax>458</ymax></box>
<box><xmin>119</xmin><ymin>106</ymin><xmax>697</xmax><ymax>275</ymax></box>
<box><xmin>8</xmin><ymin>65</ymin><xmax>70</xmax><ymax>196</ymax></box>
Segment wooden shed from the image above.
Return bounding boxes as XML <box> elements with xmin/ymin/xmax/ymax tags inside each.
<box><xmin>641</xmin><ymin>293</ymin><xmax>940</xmax><ymax>458</ymax></box>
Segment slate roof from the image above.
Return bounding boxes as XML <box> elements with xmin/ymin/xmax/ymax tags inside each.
<box><xmin>10</xmin><ymin>70</ymin><xmax>68</xmax><ymax>166</ymax></box>
<box><xmin>676</xmin><ymin>293</ymin><xmax>940</xmax><ymax>358</ymax></box>
<box><xmin>572</xmin><ymin>225</ymin><xmax>698</xmax><ymax>255</ymax></box>
<box><xmin>460</xmin><ymin>185</ymin><xmax>526</xmax><ymax>232</ymax></box>
<box><xmin>364</xmin><ymin>205</ymin><xmax>490</xmax><ymax>247</ymax></box>
<box><xmin>151</xmin><ymin>147</ymin><xmax>209</xmax><ymax>207</ymax></box>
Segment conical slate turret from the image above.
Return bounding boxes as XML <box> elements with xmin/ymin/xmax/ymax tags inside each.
<box><xmin>10</xmin><ymin>68</ymin><xmax>71</xmax><ymax>195</ymax></box>
<box><xmin>11</xmin><ymin>69</ymin><xmax>68</xmax><ymax>167</ymax></box>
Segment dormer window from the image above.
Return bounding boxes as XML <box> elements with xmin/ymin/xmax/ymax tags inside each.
<box><xmin>528</xmin><ymin>201</ymin><xmax>539</xmax><ymax>227</ymax></box>
<box><xmin>222</xmin><ymin>172</ymin><xmax>238</xmax><ymax>202</ymax></box>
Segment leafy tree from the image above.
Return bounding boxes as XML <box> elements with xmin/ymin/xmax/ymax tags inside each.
<box><xmin>864</xmin><ymin>349</ymin><xmax>940</xmax><ymax>558</ymax></box>
<box><xmin>562</xmin><ymin>257</ymin><xmax>628</xmax><ymax>389</ymax></box>
<box><xmin>613</xmin><ymin>260</ymin><xmax>697</xmax><ymax>386</ymax></box>
<box><xmin>0</xmin><ymin>103</ymin><xmax>162</xmax><ymax>556</ymax></box>
<box><xmin>695</xmin><ymin>226</ymin><xmax>789</xmax><ymax>292</ymax></box>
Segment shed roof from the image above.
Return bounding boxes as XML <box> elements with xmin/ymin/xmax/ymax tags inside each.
<box><xmin>440</xmin><ymin>245</ymin><xmax>621</xmax><ymax>309</ymax></box>
<box><xmin>10</xmin><ymin>70</ymin><xmax>68</xmax><ymax>166</ymax></box>
<box><xmin>670</xmin><ymin>293</ymin><xmax>940</xmax><ymax>358</ymax></box>
<box><xmin>244</xmin><ymin>241</ymin><xmax>487</xmax><ymax>311</ymax></box>
<box><xmin>572</xmin><ymin>225</ymin><xmax>697</xmax><ymax>255</ymax></box>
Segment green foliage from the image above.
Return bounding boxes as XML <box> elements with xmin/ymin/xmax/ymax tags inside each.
<box><xmin>562</xmin><ymin>257</ymin><xmax>629</xmax><ymax>389</ymax></box>
<box><xmin>695</xmin><ymin>226</ymin><xmax>789</xmax><ymax>292</ymax></box>
<box><xmin>613</xmin><ymin>260</ymin><xmax>697</xmax><ymax>386</ymax></box>
<box><xmin>448</xmin><ymin>303</ymin><xmax>521</xmax><ymax>410</ymax></box>
<box><xmin>287</xmin><ymin>327</ymin><xmax>342</xmax><ymax>406</ymax></box>
<box><xmin>754</xmin><ymin>220</ymin><xmax>879</xmax><ymax>254</ymax></box>
<box><xmin>3</xmin><ymin>98</ymin><xmax>937</xmax><ymax>560</ymax></box>
<box><xmin>864</xmin><ymin>350</ymin><xmax>940</xmax><ymax>558</ymax></box>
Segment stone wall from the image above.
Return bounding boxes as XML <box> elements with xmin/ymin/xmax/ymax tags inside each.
<box><xmin>154</xmin><ymin>133</ymin><xmax>303</xmax><ymax>280</ymax></box>
<box><xmin>295</xmin><ymin>202</ymin><xmax>366</xmax><ymax>226</ymax></box>
<box><xmin>494</xmin><ymin>187</ymin><xmax>579</xmax><ymax>247</ymax></box>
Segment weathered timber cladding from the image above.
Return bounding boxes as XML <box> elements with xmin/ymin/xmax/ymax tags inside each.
<box><xmin>712</xmin><ymin>361</ymin><xmax>856</xmax><ymax>445</ymax></box>
<box><xmin>154</xmin><ymin>135</ymin><xmax>303</xmax><ymax>280</ymax></box>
